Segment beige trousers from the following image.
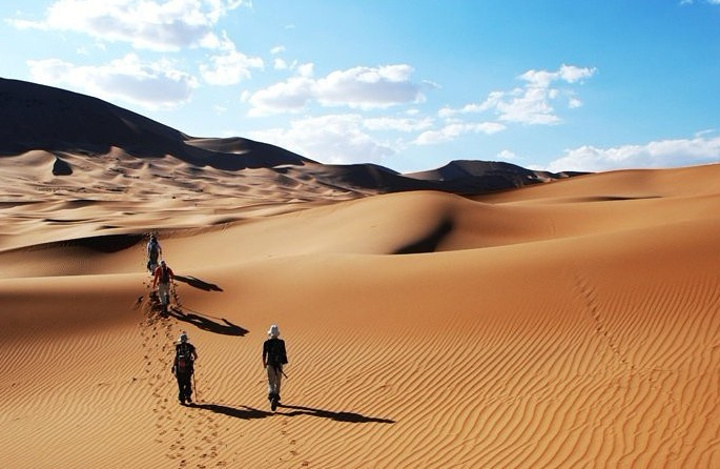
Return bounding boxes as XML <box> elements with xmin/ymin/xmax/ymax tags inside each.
<box><xmin>158</xmin><ymin>282</ymin><xmax>170</xmax><ymax>305</ymax></box>
<box><xmin>266</xmin><ymin>365</ymin><xmax>283</xmax><ymax>398</ymax></box>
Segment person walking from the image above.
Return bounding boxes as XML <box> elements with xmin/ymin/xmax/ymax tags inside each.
<box><xmin>152</xmin><ymin>260</ymin><xmax>175</xmax><ymax>313</ymax></box>
<box><xmin>262</xmin><ymin>324</ymin><xmax>288</xmax><ymax>411</ymax></box>
<box><xmin>146</xmin><ymin>234</ymin><xmax>162</xmax><ymax>272</ymax></box>
<box><xmin>172</xmin><ymin>331</ymin><xmax>198</xmax><ymax>405</ymax></box>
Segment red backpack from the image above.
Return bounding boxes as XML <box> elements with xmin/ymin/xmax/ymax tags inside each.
<box><xmin>175</xmin><ymin>343</ymin><xmax>194</xmax><ymax>374</ymax></box>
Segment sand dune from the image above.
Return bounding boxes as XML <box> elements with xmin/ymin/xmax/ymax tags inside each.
<box><xmin>1</xmin><ymin>154</ymin><xmax>720</xmax><ymax>468</ymax></box>
<box><xmin>0</xmin><ymin>78</ymin><xmax>578</xmax><ymax>196</ymax></box>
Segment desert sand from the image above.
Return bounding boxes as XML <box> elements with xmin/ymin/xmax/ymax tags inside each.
<box><xmin>1</xmin><ymin>142</ymin><xmax>720</xmax><ymax>469</ymax></box>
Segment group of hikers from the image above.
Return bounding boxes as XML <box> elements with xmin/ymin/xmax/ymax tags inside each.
<box><xmin>146</xmin><ymin>235</ymin><xmax>289</xmax><ymax>411</ymax></box>
<box><xmin>147</xmin><ymin>235</ymin><xmax>174</xmax><ymax>312</ymax></box>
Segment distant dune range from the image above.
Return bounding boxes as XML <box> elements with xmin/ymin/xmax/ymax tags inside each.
<box><xmin>0</xmin><ymin>78</ymin><xmax>579</xmax><ymax>195</ymax></box>
<box><xmin>1</xmin><ymin>78</ymin><xmax>719</xmax><ymax>468</ymax></box>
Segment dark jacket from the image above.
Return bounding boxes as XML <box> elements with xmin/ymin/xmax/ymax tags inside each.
<box><xmin>263</xmin><ymin>338</ymin><xmax>288</xmax><ymax>368</ymax></box>
<box><xmin>173</xmin><ymin>342</ymin><xmax>196</xmax><ymax>376</ymax></box>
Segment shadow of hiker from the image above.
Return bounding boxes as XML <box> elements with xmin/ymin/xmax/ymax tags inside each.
<box><xmin>192</xmin><ymin>403</ymin><xmax>271</xmax><ymax>420</ymax></box>
<box><xmin>174</xmin><ymin>275</ymin><xmax>223</xmax><ymax>292</ymax></box>
<box><xmin>279</xmin><ymin>404</ymin><xmax>395</xmax><ymax>424</ymax></box>
<box><xmin>167</xmin><ymin>306</ymin><xmax>248</xmax><ymax>337</ymax></box>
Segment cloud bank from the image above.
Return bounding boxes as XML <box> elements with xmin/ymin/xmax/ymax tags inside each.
<box><xmin>246</xmin><ymin>64</ymin><xmax>426</xmax><ymax>115</ymax></box>
<box><xmin>441</xmin><ymin>64</ymin><xmax>596</xmax><ymax>125</ymax></box>
<box><xmin>249</xmin><ymin>114</ymin><xmax>398</xmax><ymax>165</ymax></box>
<box><xmin>10</xmin><ymin>0</ymin><xmax>248</xmax><ymax>51</ymax></box>
<box><xmin>27</xmin><ymin>54</ymin><xmax>198</xmax><ymax>109</ymax></box>
<box><xmin>547</xmin><ymin>134</ymin><xmax>720</xmax><ymax>172</ymax></box>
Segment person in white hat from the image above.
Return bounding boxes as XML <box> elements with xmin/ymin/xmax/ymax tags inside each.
<box><xmin>172</xmin><ymin>331</ymin><xmax>198</xmax><ymax>405</ymax></box>
<box><xmin>146</xmin><ymin>234</ymin><xmax>162</xmax><ymax>272</ymax></box>
<box><xmin>262</xmin><ymin>324</ymin><xmax>288</xmax><ymax>411</ymax></box>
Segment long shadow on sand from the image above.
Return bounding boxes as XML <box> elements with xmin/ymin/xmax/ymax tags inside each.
<box><xmin>174</xmin><ymin>275</ymin><xmax>224</xmax><ymax>292</ymax></box>
<box><xmin>167</xmin><ymin>306</ymin><xmax>248</xmax><ymax>337</ymax></box>
<box><xmin>279</xmin><ymin>404</ymin><xmax>395</xmax><ymax>424</ymax></box>
<box><xmin>192</xmin><ymin>403</ymin><xmax>270</xmax><ymax>420</ymax></box>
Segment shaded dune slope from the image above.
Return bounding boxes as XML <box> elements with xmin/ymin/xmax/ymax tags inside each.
<box><xmin>0</xmin><ymin>78</ymin><xmax>312</xmax><ymax>169</ymax></box>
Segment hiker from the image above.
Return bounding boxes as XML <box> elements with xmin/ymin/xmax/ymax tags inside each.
<box><xmin>146</xmin><ymin>235</ymin><xmax>162</xmax><ymax>272</ymax></box>
<box><xmin>152</xmin><ymin>260</ymin><xmax>175</xmax><ymax>311</ymax></box>
<box><xmin>172</xmin><ymin>331</ymin><xmax>198</xmax><ymax>405</ymax></box>
<box><xmin>262</xmin><ymin>324</ymin><xmax>288</xmax><ymax>411</ymax></box>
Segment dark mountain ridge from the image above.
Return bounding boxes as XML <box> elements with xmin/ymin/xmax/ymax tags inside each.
<box><xmin>0</xmin><ymin>77</ymin><xmax>583</xmax><ymax>195</ymax></box>
<box><xmin>0</xmin><ymin>78</ymin><xmax>312</xmax><ymax>170</ymax></box>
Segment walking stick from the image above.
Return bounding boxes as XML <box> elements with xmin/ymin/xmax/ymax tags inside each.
<box><xmin>192</xmin><ymin>370</ymin><xmax>200</xmax><ymax>403</ymax></box>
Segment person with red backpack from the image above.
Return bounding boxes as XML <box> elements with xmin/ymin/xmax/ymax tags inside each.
<box><xmin>152</xmin><ymin>260</ymin><xmax>174</xmax><ymax>312</ymax></box>
<box><xmin>172</xmin><ymin>332</ymin><xmax>198</xmax><ymax>405</ymax></box>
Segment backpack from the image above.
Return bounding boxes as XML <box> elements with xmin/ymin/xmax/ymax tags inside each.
<box><xmin>175</xmin><ymin>343</ymin><xmax>194</xmax><ymax>374</ymax></box>
<box><xmin>267</xmin><ymin>339</ymin><xmax>288</xmax><ymax>367</ymax></box>
<box><xmin>148</xmin><ymin>241</ymin><xmax>159</xmax><ymax>261</ymax></box>
<box><xmin>160</xmin><ymin>266</ymin><xmax>170</xmax><ymax>283</ymax></box>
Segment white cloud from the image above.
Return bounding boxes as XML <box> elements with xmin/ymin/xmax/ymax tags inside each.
<box><xmin>694</xmin><ymin>129</ymin><xmax>716</xmax><ymax>138</ymax></box>
<box><xmin>270</xmin><ymin>45</ymin><xmax>285</xmax><ymax>55</ymax></box>
<box><xmin>497</xmin><ymin>150</ymin><xmax>519</xmax><ymax>161</ymax></box>
<box><xmin>363</xmin><ymin>117</ymin><xmax>434</xmax><ymax>133</ymax></box>
<box><xmin>249</xmin><ymin>114</ymin><xmax>397</xmax><ymax>164</ymax></box>
<box><xmin>27</xmin><ymin>53</ymin><xmax>198</xmax><ymax>109</ymax></box>
<box><xmin>415</xmin><ymin>121</ymin><xmax>506</xmax><ymax>145</ymax></box>
<box><xmin>547</xmin><ymin>134</ymin><xmax>720</xmax><ymax>172</ymax></box>
<box><xmin>246</xmin><ymin>76</ymin><xmax>315</xmax><ymax>115</ymax></box>
<box><xmin>297</xmin><ymin>63</ymin><xmax>314</xmax><ymax>78</ymax></box>
<box><xmin>246</xmin><ymin>64</ymin><xmax>425</xmax><ymax>115</ymax></box>
<box><xmin>568</xmin><ymin>97</ymin><xmax>583</xmax><ymax>109</ymax></box>
<box><xmin>199</xmin><ymin>35</ymin><xmax>263</xmax><ymax>85</ymax></box>
<box><xmin>315</xmin><ymin>65</ymin><xmax>424</xmax><ymax>109</ymax></box>
<box><xmin>485</xmin><ymin>86</ymin><xmax>562</xmax><ymax>125</ymax></box>
<box><xmin>438</xmin><ymin>103</ymin><xmax>482</xmax><ymax>119</ymax></box>
<box><xmin>10</xmin><ymin>0</ymin><xmax>248</xmax><ymax>52</ymax></box>
<box><xmin>520</xmin><ymin>64</ymin><xmax>595</xmax><ymax>88</ymax></box>
<box><xmin>442</xmin><ymin>64</ymin><xmax>596</xmax><ymax>125</ymax></box>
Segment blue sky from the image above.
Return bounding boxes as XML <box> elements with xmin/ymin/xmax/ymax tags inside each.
<box><xmin>1</xmin><ymin>0</ymin><xmax>719</xmax><ymax>173</ymax></box>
